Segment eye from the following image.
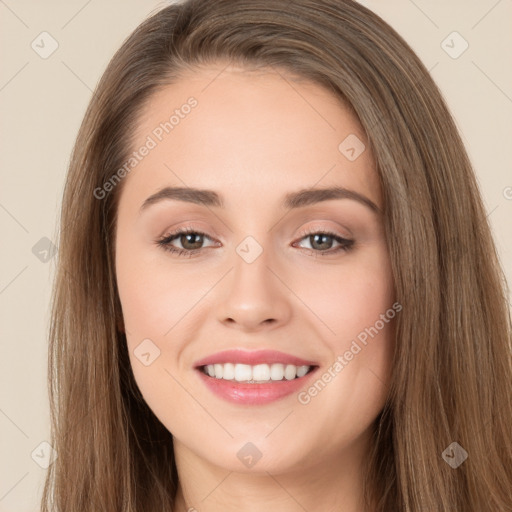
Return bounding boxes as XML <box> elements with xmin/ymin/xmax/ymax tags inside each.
<box><xmin>293</xmin><ymin>229</ymin><xmax>354</xmax><ymax>256</ymax></box>
<box><xmin>156</xmin><ymin>227</ymin><xmax>218</xmax><ymax>257</ymax></box>
<box><xmin>155</xmin><ymin>227</ymin><xmax>354</xmax><ymax>257</ymax></box>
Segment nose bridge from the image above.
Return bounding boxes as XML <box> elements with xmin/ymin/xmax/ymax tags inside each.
<box><xmin>217</xmin><ymin>231</ymin><xmax>292</xmax><ymax>330</ymax></box>
<box><xmin>231</xmin><ymin>232</ymin><xmax>275</xmax><ymax>298</ymax></box>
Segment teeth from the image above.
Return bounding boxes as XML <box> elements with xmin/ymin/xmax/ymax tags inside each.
<box><xmin>234</xmin><ymin>363</ymin><xmax>252</xmax><ymax>381</ymax></box>
<box><xmin>202</xmin><ymin>363</ymin><xmax>311</xmax><ymax>382</ymax></box>
<box><xmin>284</xmin><ymin>364</ymin><xmax>296</xmax><ymax>380</ymax></box>
<box><xmin>213</xmin><ymin>364</ymin><xmax>223</xmax><ymax>378</ymax></box>
<box><xmin>270</xmin><ymin>363</ymin><xmax>284</xmax><ymax>380</ymax></box>
<box><xmin>223</xmin><ymin>363</ymin><xmax>235</xmax><ymax>380</ymax></box>
<box><xmin>296</xmin><ymin>365</ymin><xmax>309</xmax><ymax>377</ymax></box>
<box><xmin>252</xmin><ymin>364</ymin><xmax>270</xmax><ymax>381</ymax></box>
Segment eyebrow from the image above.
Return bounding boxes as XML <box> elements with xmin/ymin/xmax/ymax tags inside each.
<box><xmin>139</xmin><ymin>186</ymin><xmax>381</xmax><ymax>214</ymax></box>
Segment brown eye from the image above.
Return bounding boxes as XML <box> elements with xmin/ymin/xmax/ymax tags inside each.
<box><xmin>176</xmin><ymin>232</ymin><xmax>204</xmax><ymax>250</ymax></box>
<box><xmin>157</xmin><ymin>228</ymin><xmax>216</xmax><ymax>256</ymax></box>
<box><xmin>294</xmin><ymin>230</ymin><xmax>354</xmax><ymax>255</ymax></box>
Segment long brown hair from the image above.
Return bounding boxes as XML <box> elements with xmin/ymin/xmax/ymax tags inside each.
<box><xmin>42</xmin><ymin>0</ymin><xmax>512</xmax><ymax>510</ymax></box>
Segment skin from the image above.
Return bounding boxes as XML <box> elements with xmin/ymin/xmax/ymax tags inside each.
<box><xmin>115</xmin><ymin>62</ymin><xmax>396</xmax><ymax>512</ymax></box>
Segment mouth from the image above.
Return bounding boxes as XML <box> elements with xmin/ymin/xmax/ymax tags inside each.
<box><xmin>193</xmin><ymin>349</ymin><xmax>319</xmax><ymax>405</ymax></box>
<box><xmin>199</xmin><ymin>362</ymin><xmax>315</xmax><ymax>383</ymax></box>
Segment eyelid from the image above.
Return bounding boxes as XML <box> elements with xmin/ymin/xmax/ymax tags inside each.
<box><xmin>158</xmin><ymin>226</ymin><xmax>218</xmax><ymax>247</ymax></box>
<box><xmin>295</xmin><ymin>222</ymin><xmax>352</xmax><ymax>240</ymax></box>
<box><xmin>156</xmin><ymin>223</ymin><xmax>354</xmax><ymax>258</ymax></box>
<box><xmin>158</xmin><ymin>222</ymin><xmax>351</xmax><ymax>244</ymax></box>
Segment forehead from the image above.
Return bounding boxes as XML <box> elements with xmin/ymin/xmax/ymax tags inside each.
<box><xmin>120</xmin><ymin>63</ymin><xmax>380</xmax><ymax>212</ymax></box>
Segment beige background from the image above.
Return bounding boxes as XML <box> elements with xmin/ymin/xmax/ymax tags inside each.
<box><xmin>1</xmin><ymin>0</ymin><xmax>511</xmax><ymax>510</ymax></box>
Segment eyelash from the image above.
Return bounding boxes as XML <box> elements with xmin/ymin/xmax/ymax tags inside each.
<box><xmin>155</xmin><ymin>226</ymin><xmax>355</xmax><ymax>258</ymax></box>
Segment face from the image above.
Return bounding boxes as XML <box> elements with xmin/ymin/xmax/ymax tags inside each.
<box><xmin>115</xmin><ymin>63</ymin><xmax>396</xmax><ymax>475</ymax></box>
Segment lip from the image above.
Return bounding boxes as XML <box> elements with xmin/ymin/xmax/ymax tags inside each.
<box><xmin>193</xmin><ymin>349</ymin><xmax>317</xmax><ymax>368</ymax></box>
<box><xmin>194</xmin><ymin>349</ymin><xmax>319</xmax><ymax>405</ymax></box>
<box><xmin>196</xmin><ymin>367</ymin><xmax>319</xmax><ymax>405</ymax></box>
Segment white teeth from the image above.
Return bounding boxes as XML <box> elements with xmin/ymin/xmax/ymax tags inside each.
<box><xmin>284</xmin><ymin>364</ymin><xmax>297</xmax><ymax>380</ymax></box>
<box><xmin>202</xmin><ymin>363</ymin><xmax>311</xmax><ymax>382</ymax></box>
<box><xmin>270</xmin><ymin>363</ymin><xmax>284</xmax><ymax>380</ymax></box>
<box><xmin>223</xmin><ymin>363</ymin><xmax>235</xmax><ymax>380</ymax></box>
<box><xmin>234</xmin><ymin>364</ymin><xmax>252</xmax><ymax>381</ymax></box>
<box><xmin>252</xmin><ymin>364</ymin><xmax>270</xmax><ymax>381</ymax></box>
<box><xmin>296</xmin><ymin>365</ymin><xmax>309</xmax><ymax>378</ymax></box>
<box><xmin>213</xmin><ymin>364</ymin><xmax>223</xmax><ymax>378</ymax></box>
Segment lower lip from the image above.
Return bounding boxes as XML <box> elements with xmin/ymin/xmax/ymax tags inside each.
<box><xmin>196</xmin><ymin>368</ymin><xmax>317</xmax><ymax>405</ymax></box>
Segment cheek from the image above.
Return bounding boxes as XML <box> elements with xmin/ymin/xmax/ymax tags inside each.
<box><xmin>301</xmin><ymin>247</ymin><xmax>395</xmax><ymax>347</ymax></box>
<box><xmin>115</xmin><ymin>234</ymin><xmax>218</xmax><ymax>406</ymax></box>
<box><xmin>116</xmin><ymin>236</ymin><xmax>203</xmax><ymax>340</ymax></box>
<box><xmin>289</xmin><ymin>257</ymin><xmax>395</xmax><ymax>453</ymax></box>
<box><xmin>117</xmin><ymin>271</ymin><xmax>181</xmax><ymax>339</ymax></box>
<box><xmin>297</xmin><ymin>246</ymin><xmax>396</xmax><ymax>407</ymax></box>
<box><xmin>115</xmin><ymin>241</ymin><xmax>195</xmax><ymax>419</ymax></box>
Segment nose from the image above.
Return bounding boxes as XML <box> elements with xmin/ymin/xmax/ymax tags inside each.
<box><xmin>217</xmin><ymin>245</ymin><xmax>292</xmax><ymax>333</ymax></box>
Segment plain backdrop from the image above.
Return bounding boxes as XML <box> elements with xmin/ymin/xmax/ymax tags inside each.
<box><xmin>1</xmin><ymin>1</ymin><xmax>511</xmax><ymax>510</ymax></box>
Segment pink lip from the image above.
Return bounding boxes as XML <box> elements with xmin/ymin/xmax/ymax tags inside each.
<box><xmin>196</xmin><ymin>367</ymin><xmax>318</xmax><ymax>405</ymax></box>
<box><xmin>193</xmin><ymin>349</ymin><xmax>319</xmax><ymax>405</ymax></box>
<box><xmin>193</xmin><ymin>349</ymin><xmax>317</xmax><ymax>368</ymax></box>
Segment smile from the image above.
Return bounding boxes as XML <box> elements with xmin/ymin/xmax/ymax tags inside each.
<box><xmin>194</xmin><ymin>349</ymin><xmax>319</xmax><ymax>405</ymax></box>
<box><xmin>201</xmin><ymin>362</ymin><xmax>312</xmax><ymax>382</ymax></box>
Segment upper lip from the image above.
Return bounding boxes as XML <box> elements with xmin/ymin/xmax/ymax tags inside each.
<box><xmin>194</xmin><ymin>349</ymin><xmax>318</xmax><ymax>368</ymax></box>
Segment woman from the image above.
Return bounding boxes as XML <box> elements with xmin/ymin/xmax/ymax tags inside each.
<box><xmin>42</xmin><ymin>0</ymin><xmax>512</xmax><ymax>510</ymax></box>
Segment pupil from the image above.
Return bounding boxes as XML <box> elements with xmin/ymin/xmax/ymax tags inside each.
<box><xmin>312</xmin><ymin>234</ymin><xmax>331</xmax><ymax>250</ymax></box>
<box><xmin>183</xmin><ymin>233</ymin><xmax>203</xmax><ymax>249</ymax></box>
